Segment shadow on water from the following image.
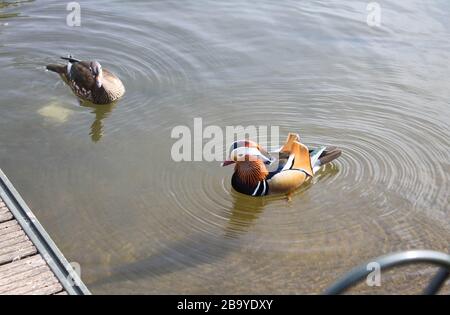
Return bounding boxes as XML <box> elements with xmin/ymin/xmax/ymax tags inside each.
<box><xmin>88</xmin><ymin>195</ymin><xmax>268</xmax><ymax>289</ymax></box>
<box><xmin>88</xmin><ymin>232</ymin><xmax>241</xmax><ymax>290</ymax></box>
<box><xmin>80</xmin><ymin>101</ymin><xmax>116</xmax><ymax>143</ymax></box>
<box><xmin>89</xmin><ymin>165</ymin><xmax>340</xmax><ymax>290</ymax></box>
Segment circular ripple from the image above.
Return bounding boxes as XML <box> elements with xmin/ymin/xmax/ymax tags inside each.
<box><xmin>1</xmin><ymin>0</ymin><xmax>449</xmax><ymax>293</ymax></box>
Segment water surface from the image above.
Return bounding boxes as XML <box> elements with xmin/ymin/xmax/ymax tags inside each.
<box><xmin>0</xmin><ymin>0</ymin><xmax>449</xmax><ymax>294</ymax></box>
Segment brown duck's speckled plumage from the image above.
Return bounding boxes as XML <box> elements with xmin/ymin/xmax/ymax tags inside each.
<box><xmin>47</xmin><ymin>58</ymin><xmax>125</xmax><ymax>104</ymax></box>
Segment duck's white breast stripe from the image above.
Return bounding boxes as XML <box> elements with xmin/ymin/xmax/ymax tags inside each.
<box><xmin>282</xmin><ymin>154</ymin><xmax>295</xmax><ymax>171</ymax></box>
<box><xmin>67</xmin><ymin>62</ymin><xmax>72</xmax><ymax>77</ymax></box>
<box><xmin>261</xmin><ymin>180</ymin><xmax>267</xmax><ymax>195</ymax></box>
<box><xmin>252</xmin><ymin>182</ymin><xmax>261</xmax><ymax>196</ymax></box>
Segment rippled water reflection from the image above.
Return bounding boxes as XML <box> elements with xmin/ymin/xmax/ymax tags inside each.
<box><xmin>0</xmin><ymin>0</ymin><xmax>449</xmax><ymax>294</ymax></box>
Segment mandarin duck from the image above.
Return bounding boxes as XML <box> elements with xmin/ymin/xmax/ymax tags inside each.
<box><xmin>222</xmin><ymin>133</ymin><xmax>341</xmax><ymax>196</ymax></box>
<box><xmin>46</xmin><ymin>56</ymin><xmax>125</xmax><ymax>104</ymax></box>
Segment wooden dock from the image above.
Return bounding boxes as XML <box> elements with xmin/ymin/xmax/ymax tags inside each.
<box><xmin>0</xmin><ymin>169</ymin><xmax>90</xmax><ymax>295</ymax></box>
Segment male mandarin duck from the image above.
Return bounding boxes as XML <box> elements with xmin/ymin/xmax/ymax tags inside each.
<box><xmin>46</xmin><ymin>56</ymin><xmax>125</xmax><ymax>104</ymax></box>
<box><xmin>222</xmin><ymin>133</ymin><xmax>341</xmax><ymax>196</ymax></box>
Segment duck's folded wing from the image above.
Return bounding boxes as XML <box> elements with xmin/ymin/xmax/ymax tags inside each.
<box><xmin>279</xmin><ymin>141</ymin><xmax>313</xmax><ymax>176</ymax></box>
<box><xmin>266</xmin><ymin>143</ymin><xmax>311</xmax><ymax>193</ymax></box>
<box><xmin>272</xmin><ymin>133</ymin><xmax>313</xmax><ymax>176</ymax></box>
<box><xmin>278</xmin><ymin>133</ymin><xmax>300</xmax><ymax>153</ymax></box>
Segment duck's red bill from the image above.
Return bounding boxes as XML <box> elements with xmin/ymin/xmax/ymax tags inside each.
<box><xmin>221</xmin><ymin>160</ymin><xmax>235</xmax><ymax>166</ymax></box>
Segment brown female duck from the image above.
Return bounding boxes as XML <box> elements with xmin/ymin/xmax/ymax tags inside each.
<box><xmin>222</xmin><ymin>133</ymin><xmax>341</xmax><ymax>196</ymax></box>
<box><xmin>46</xmin><ymin>56</ymin><xmax>125</xmax><ymax>104</ymax></box>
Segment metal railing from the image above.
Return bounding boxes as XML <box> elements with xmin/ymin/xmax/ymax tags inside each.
<box><xmin>324</xmin><ymin>250</ymin><xmax>450</xmax><ymax>295</ymax></box>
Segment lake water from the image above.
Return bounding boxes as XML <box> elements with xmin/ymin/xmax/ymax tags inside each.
<box><xmin>0</xmin><ymin>0</ymin><xmax>449</xmax><ymax>294</ymax></box>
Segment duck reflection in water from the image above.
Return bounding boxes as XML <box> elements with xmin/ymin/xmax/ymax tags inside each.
<box><xmin>80</xmin><ymin>100</ymin><xmax>116</xmax><ymax>143</ymax></box>
<box><xmin>224</xmin><ymin>165</ymin><xmax>337</xmax><ymax>239</ymax></box>
<box><xmin>223</xmin><ymin>191</ymin><xmax>266</xmax><ymax>239</ymax></box>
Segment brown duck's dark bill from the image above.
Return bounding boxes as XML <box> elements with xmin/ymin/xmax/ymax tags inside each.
<box><xmin>221</xmin><ymin>160</ymin><xmax>235</xmax><ymax>166</ymax></box>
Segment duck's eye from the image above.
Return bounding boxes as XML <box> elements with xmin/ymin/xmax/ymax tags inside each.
<box><xmin>238</xmin><ymin>153</ymin><xmax>244</xmax><ymax>157</ymax></box>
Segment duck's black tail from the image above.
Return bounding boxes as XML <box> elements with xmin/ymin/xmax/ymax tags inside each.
<box><xmin>46</xmin><ymin>64</ymin><xmax>66</xmax><ymax>74</ymax></box>
<box><xmin>60</xmin><ymin>56</ymin><xmax>81</xmax><ymax>63</ymax></box>
<box><xmin>318</xmin><ymin>146</ymin><xmax>342</xmax><ymax>165</ymax></box>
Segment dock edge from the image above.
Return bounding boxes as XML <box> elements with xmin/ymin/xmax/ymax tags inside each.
<box><xmin>0</xmin><ymin>169</ymin><xmax>91</xmax><ymax>295</ymax></box>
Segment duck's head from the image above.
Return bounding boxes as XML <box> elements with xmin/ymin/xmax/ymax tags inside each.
<box><xmin>90</xmin><ymin>61</ymin><xmax>103</xmax><ymax>88</ymax></box>
<box><xmin>222</xmin><ymin>140</ymin><xmax>272</xmax><ymax>166</ymax></box>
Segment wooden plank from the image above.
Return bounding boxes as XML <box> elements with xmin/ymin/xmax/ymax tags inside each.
<box><xmin>0</xmin><ymin>229</ymin><xmax>28</xmax><ymax>247</ymax></box>
<box><xmin>0</xmin><ymin>255</ymin><xmax>46</xmax><ymax>281</ymax></box>
<box><xmin>23</xmin><ymin>282</ymin><xmax>64</xmax><ymax>295</ymax></box>
<box><xmin>0</xmin><ymin>220</ymin><xmax>21</xmax><ymax>237</ymax></box>
<box><xmin>0</xmin><ymin>218</ymin><xmax>36</xmax><ymax>264</ymax></box>
<box><xmin>0</xmin><ymin>202</ymin><xmax>13</xmax><ymax>223</ymax></box>
<box><xmin>0</xmin><ymin>243</ymin><xmax>67</xmax><ymax>295</ymax></box>
<box><xmin>0</xmin><ymin>239</ymin><xmax>37</xmax><ymax>265</ymax></box>
<box><xmin>0</xmin><ymin>230</ymin><xmax>28</xmax><ymax>248</ymax></box>
<box><xmin>0</xmin><ymin>233</ymin><xmax>33</xmax><ymax>255</ymax></box>
<box><xmin>0</xmin><ymin>178</ymin><xmax>86</xmax><ymax>295</ymax></box>
<box><xmin>0</xmin><ymin>269</ymin><xmax>62</xmax><ymax>295</ymax></box>
<box><xmin>0</xmin><ymin>211</ymin><xmax>13</xmax><ymax>223</ymax></box>
<box><xmin>0</xmin><ymin>203</ymin><xmax>67</xmax><ymax>295</ymax></box>
<box><xmin>0</xmin><ymin>262</ymin><xmax>50</xmax><ymax>292</ymax></box>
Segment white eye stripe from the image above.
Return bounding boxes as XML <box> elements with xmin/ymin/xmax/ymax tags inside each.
<box><xmin>231</xmin><ymin>147</ymin><xmax>262</xmax><ymax>158</ymax></box>
<box><xmin>228</xmin><ymin>141</ymin><xmax>258</xmax><ymax>154</ymax></box>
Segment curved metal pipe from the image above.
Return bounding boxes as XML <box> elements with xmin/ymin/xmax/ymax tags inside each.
<box><xmin>324</xmin><ymin>250</ymin><xmax>450</xmax><ymax>295</ymax></box>
<box><xmin>423</xmin><ymin>268</ymin><xmax>450</xmax><ymax>295</ymax></box>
